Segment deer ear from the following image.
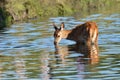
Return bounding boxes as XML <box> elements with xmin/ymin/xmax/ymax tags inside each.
<box><xmin>60</xmin><ymin>22</ymin><xmax>65</xmax><ymax>30</ymax></box>
<box><xmin>53</xmin><ymin>22</ymin><xmax>58</xmax><ymax>30</ymax></box>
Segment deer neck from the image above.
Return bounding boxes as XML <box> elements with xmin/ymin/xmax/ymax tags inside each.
<box><xmin>62</xmin><ymin>30</ymin><xmax>74</xmax><ymax>40</ymax></box>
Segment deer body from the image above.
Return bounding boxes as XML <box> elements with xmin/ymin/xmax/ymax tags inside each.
<box><xmin>53</xmin><ymin>21</ymin><xmax>98</xmax><ymax>45</ymax></box>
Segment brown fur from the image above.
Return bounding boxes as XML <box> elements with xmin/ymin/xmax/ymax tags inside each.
<box><xmin>53</xmin><ymin>21</ymin><xmax>98</xmax><ymax>45</ymax></box>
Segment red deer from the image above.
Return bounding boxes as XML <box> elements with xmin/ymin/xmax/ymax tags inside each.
<box><xmin>53</xmin><ymin>21</ymin><xmax>98</xmax><ymax>45</ymax></box>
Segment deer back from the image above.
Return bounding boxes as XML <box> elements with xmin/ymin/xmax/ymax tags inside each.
<box><xmin>68</xmin><ymin>21</ymin><xmax>98</xmax><ymax>44</ymax></box>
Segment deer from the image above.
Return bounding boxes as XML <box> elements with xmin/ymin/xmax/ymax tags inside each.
<box><xmin>53</xmin><ymin>21</ymin><xmax>98</xmax><ymax>45</ymax></box>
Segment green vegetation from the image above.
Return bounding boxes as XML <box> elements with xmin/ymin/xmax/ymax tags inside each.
<box><xmin>0</xmin><ymin>0</ymin><xmax>119</xmax><ymax>28</ymax></box>
<box><xmin>0</xmin><ymin>0</ymin><xmax>11</xmax><ymax>28</ymax></box>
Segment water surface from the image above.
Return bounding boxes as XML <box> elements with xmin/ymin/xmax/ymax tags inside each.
<box><xmin>0</xmin><ymin>13</ymin><xmax>120</xmax><ymax>80</ymax></box>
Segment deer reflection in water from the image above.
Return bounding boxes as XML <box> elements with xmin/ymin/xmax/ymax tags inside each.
<box><xmin>76</xmin><ymin>43</ymin><xmax>99</xmax><ymax>64</ymax></box>
<box><xmin>54</xmin><ymin>43</ymin><xmax>99</xmax><ymax>64</ymax></box>
<box><xmin>54</xmin><ymin>44</ymin><xmax>70</xmax><ymax>65</ymax></box>
<box><xmin>54</xmin><ymin>43</ymin><xmax>99</xmax><ymax>79</ymax></box>
<box><xmin>55</xmin><ymin>44</ymin><xmax>99</xmax><ymax>79</ymax></box>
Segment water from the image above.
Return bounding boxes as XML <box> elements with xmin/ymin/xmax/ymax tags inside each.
<box><xmin>0</xmin><ymin>13</ymin><xmax>120</xmax><ymax>80</ymax></box>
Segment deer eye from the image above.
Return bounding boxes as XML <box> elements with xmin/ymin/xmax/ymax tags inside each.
<box><xmin>57</xmin><ymin>35</ymin><xmax>60</xmax><ymax>37</ymax></box>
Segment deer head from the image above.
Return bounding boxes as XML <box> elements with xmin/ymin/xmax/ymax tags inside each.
<box><xmin>53</xmin><ymin>22</ymin><xmax>65</xmax><ymax>45</ymax></box>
